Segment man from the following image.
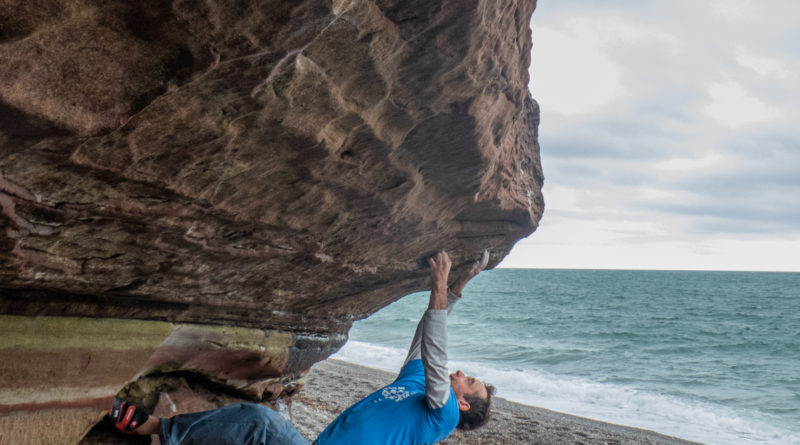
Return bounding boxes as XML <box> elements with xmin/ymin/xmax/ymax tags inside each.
<box><xmin>315</xmin><ymin>250</ymin><xmax>494</xmax><ymax>444</ymax></box>
<box><xmin>110</xmin><ymin>250</ymin><xmax>494</xmax><ymax>445</ymax></box>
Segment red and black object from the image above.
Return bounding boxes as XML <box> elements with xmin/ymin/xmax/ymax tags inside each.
<box><xmin>108</xmin><ymin>397</ymin><xmax>149</xmax><ymax>433</ymax></box>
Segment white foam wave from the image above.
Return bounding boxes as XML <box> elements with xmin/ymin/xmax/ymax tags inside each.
<box><xmin>333</xmin><ymin>340</ymin><xmax>799</xmax><ymax>445</ymax></box>
<box><xmin>331</xmin><ymin>340</ymin><xmax>407</xmax><ymax>372</ymax></box>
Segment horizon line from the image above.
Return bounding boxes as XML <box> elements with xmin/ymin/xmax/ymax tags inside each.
<box><xmin>494</xmin><ymin>266</ymin><xmax>800</xmax><ymax>273</ymax></box>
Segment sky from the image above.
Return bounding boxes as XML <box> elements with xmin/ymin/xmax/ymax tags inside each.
<box><xmin>501</xmin><ymin>0</ymin><xmax>800</xmax><ymax>272</ymax></box>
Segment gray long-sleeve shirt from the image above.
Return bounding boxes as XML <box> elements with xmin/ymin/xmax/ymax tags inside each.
<box><xmin>402</xmin><ymin>290</ymin><xmax>460</xmax><ymax>409</ymax></box>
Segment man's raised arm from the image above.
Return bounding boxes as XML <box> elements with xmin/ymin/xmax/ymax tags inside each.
<box><xmin>419</xmin><ymin>251</ymin><xmax>453</xmax><ymax>409</ymax></box>
<box><xmin>402</xmin><ymin>251</ymin><xmax>490</xmax><ymax>409</ymax></box>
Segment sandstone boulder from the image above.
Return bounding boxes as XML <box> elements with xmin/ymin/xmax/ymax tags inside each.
<box><xmin>0</xmin><ymin>0</ymin><xmax>543</xmax><ymax>443</ymax></box>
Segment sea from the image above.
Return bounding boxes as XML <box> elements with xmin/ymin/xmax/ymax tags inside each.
<box><xmin>332</xmin><ymin>269</ymin><xmax>800</xmax><ymax>445</ymax></box>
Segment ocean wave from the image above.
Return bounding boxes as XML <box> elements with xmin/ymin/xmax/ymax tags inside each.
<box><xmin>331</xmin><ymin>340</ymin><xmax>407</xmax><ymax>372</ymax></box>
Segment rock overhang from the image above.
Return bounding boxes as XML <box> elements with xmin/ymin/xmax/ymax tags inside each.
<box><xmin>0</xmin><ymin>0</ymin><xmax>543</xmax><ymax>442</ymax></box>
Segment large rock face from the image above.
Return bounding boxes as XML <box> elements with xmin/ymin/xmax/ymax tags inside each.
<box><xmin>0</xmin><ymin>0</ymin><xmax>543</xmax><ymax>442</ymax></box>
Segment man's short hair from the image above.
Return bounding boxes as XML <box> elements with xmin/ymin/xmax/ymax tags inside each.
<box><xmin>456</xmin><ymin>383</ymin><xmax>496</xmax><ymax>430</ymax></box>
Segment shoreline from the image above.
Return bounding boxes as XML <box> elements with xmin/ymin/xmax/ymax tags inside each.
<box><xmin>292</xmin><ymin>358</ymin><xmax>704</xmax><ymax>445</ymax></box>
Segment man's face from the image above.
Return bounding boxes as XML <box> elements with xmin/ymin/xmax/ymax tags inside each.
<box><xmin>449</xmin><ymin>370</ymin><xmax>487</xmax><ymax>400</ymax></box>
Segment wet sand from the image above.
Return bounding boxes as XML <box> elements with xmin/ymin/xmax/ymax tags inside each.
<box><xmin>292</xmin><ymin>359</ymin><xmax>704</xmax><ymax>445</ymax></box>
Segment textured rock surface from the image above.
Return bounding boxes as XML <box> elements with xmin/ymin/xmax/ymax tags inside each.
<box><xmin>1</xmin><ymin>0</ymin><xmax>542</xmax><ymax>328</ymax></box>
<box><xmin>1</xmin><ymin>0</ymin><xmax>543</xmax><ymax>442</ymax></box>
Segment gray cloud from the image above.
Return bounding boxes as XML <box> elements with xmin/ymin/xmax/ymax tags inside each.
<box><xmin>524</xmin><ymin>0</ymin><xmax>800</xmax><ymax>269</ymax></box>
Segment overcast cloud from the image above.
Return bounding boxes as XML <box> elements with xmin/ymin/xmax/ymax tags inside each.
<box><xmin>503</xmin><ymin>0</ymin><xmax>800</xmax><ymax>271</ymax></box>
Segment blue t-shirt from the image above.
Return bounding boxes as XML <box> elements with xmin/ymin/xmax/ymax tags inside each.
<box><xmin>315</xmin><ymin>359</ymin><xmax>459</xmax><ymax>445</ymax></box>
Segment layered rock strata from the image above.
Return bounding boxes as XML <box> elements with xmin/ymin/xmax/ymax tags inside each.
<box><xmin>0</xmin><ymin>0</ymin><xmax>543</xmax><ymax>443</ymax></box>
<box><xmin>0</xmin><ymin>315</ymin><xmax>175</xmax><ymax>445</ymax></box>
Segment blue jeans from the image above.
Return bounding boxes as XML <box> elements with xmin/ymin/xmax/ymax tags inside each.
<box><xmin>159</xmin><ymin>403</ymin><xmax>310</xmax><ymax>445</ymax></box>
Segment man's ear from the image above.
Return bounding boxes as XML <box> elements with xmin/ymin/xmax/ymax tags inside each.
<box><xmin>457</xmin><ymin>396</ymin><xmax>471</xmax><ymax>412</ymax></box>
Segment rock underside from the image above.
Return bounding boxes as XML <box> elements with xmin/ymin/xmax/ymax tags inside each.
<box><xmin>0</xmin><ymin>0</ymin><xmax>543</xmax><ymax>443</ymax></box>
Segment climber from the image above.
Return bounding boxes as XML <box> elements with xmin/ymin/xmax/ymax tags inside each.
<box><xmin>109</xmin><ymin>250</ymin><xmax>495</xmax><ymax>445</ymax></box>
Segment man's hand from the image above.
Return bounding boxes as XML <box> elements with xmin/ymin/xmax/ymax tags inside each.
<box><xmin>428</xmin><ymin>251</ymin><xmax>451</xmax><ymax>310</ymax></box>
